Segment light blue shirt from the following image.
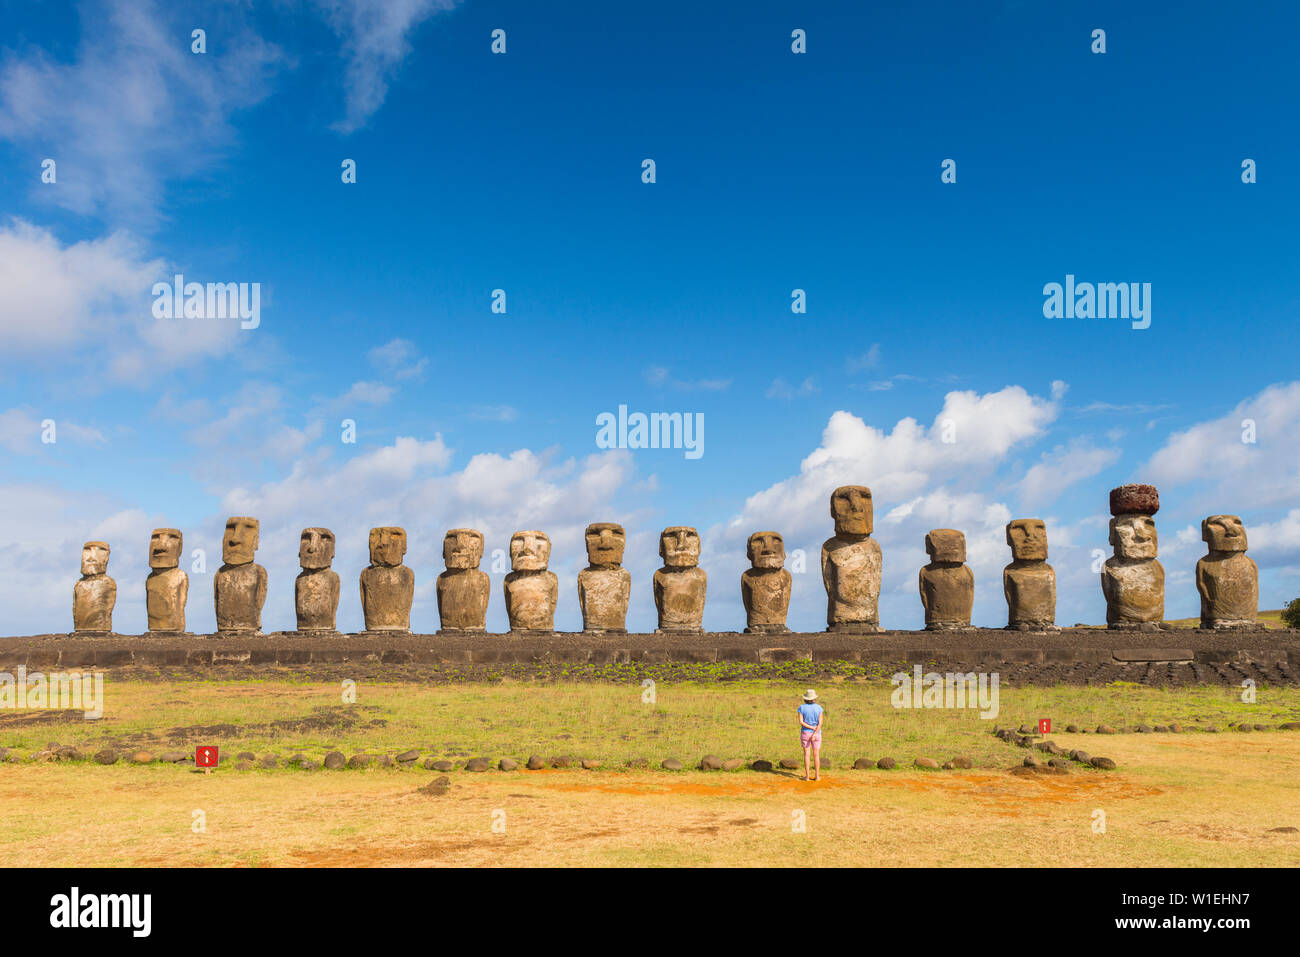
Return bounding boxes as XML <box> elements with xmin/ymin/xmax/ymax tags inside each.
<box><xmin>798</xmin><ymin>703</ymin><xmax>823</xmax><ymax>730</ymax></box>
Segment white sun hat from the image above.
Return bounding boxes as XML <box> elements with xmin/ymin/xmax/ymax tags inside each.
<box><xmin>803</xmin><ymin>689</ymin><xmax>818</xmax><ymax>702</ymax></box>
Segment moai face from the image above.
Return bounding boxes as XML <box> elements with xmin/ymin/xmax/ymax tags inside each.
<box><xmin>222</xmin><ymin>516</ymin><xmax>259</xmax><ymax>565</ymax></box>
<box><xmin>1203</xmin><ymin>515</ymin><xmax>1247</xmax><ymax>552</ymax></box>
<box><xmin>585</xmin><ymin>523</ymin><xmax>626</xmax><ymax>566</ymax></box>
<box><xmin>925</xmin><ymin>529</ymin><xmax>966</xmax><ymax>563</ymax></box>
<box><xmin>444</xmin><ymin>528</ymin><xmax>485</xmax><ymax>569</ymax></box>
<box><xmin>660</xmin><ymin>526</ymin><xmax>701</xmax><ymax>567</ymax></box>
<box><xmin>831</xmin><ymin>486</ymin><xmax>873</xmax><ymax>536</ymax></box>
<box><xmin>510</xmin><ymin>530</ymin><xmax>551</xmax><ymax>571</ymax></box>
<box><xmin>369</xmin><ymin>527</ymin><xmax>407</xmax><ymax>567</ymax></box>
<box><xmin>1110</xmin><ymin>515</ymin><xmax>1158</xmax><ymax>559</ymax></box>
<box><xmin>81</xmin><ymin>541</ymin><xmax>110</xmax><ymax>576</ymax></box>
<box><xmin>149</xmin><ymin>528</ymin><xmax>182</xmax><ymax>569</ymax></box>
<box><xmin>747</xmin><ymin>531</ymin><xmax>786</xmax><ymax>569</ymax></box>
<box><xmin>299</xmin><ymin>527</ymin><xmax>336</xmax><ymax>569</ymax></box>
<box><xmin>1006</xmin><ymin>519</ymin><xmax>1048</xmax><ymax>561</ymax></box>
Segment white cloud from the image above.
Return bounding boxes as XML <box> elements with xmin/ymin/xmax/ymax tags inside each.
<box><xmin>765</xmin><ymin>377</ymin><xmax>819</xmax><ymax>399</ymax></box>
<box><xmin>644</xmin><ymin>366</ymin><xmax>732</xmax><ymax>392</ymax></box>
<box><xmin>368</xmin><ymin>337</ymin><xmax>428</xmax><ymax>380</ymax></box>
<box><xmin>1017</xmin><ymin>439</ymin><xmax>1120</xmax><ymax>510</ymax></box>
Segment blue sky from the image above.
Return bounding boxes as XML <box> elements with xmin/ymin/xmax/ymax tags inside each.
<box><xmin>1</xmin><ymin>0</ymin><xmax>1298</xmax><ymax>634</ymax></box>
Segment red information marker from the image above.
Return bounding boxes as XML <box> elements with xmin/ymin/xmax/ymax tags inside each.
<box><xmin>1037</xmin><ymin>718</ymin><xmax>1051</xmax><ymax>735</ymax></box>
<box><xmin>196</xmin><ymin>746</ymin><xmax>218</xmax><ymax>769</ymax></box>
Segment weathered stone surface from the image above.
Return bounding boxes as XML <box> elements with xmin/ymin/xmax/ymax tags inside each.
<box><xmin>778</xmin><ymin>758</ymin><xmax>800</xmax><ymax>770</ymax></box>
<box><xmin>146</xmin><ymin>529</ymin><xmax>188</xmax><ymax>632</ymax></box>
<box><xmin>1097</xmin><ymin>724</ymin><xmax>1117</xmax><ymax>734</ymax></box>
<box><xmin>654</xmin><ymin>527</ymin><xmax>706</xmax><ymax>633</ymax></box>
<box><xmin>1110</xmin><ymin>484</ymin><xmax>1159</xmax><ymax>516</ymax></box>
<box><xmin>158</xmin><ymin>750</ymin><xmax>188</xmax><ymax>763</ymax></box>
<box><xmin>437</xmin><ymin>529</ymin><xmax>490</xmax><ymax>632</ymax></box>
<box><xmin>1090</xmin><ymin>756</ymin><xmax>1117</xmax><ymax>770</ymax></box>
<box><xmin>430</xmin><ymin>759</ymin><xmax>455</xmax><ymax>772</ymax></box>
<box><xmin>1048</xmin><ymin>757</ymin><xmax>1070</xmax><ymax>769</ymax></box>
<box><xmin>296</xmin><ymin>528</ymin><xmax>340</xmax><ymax>631</ymax></box>
<box><xmin>853</xmin><ymin>757</ymin><xmax>874</xmax><ymax>770</ymax></box>
<box><xmin>742</xmin><ymin>532</ymin><xmax>791</xmax><ymax>633</ymax></box>
<box><xmin>876</xmin><ymin>757</ymin><xmax>896</xmax><ymax>770</ymax></box>
<box><xmin>93</xmin><ymin>749</ymin><xmax>119</xmax><ymax>765</ymax></box>
<box><xmin>721</xmin><ymin>758</ymin><xmax>744</xmax><ymax>771</ymax></box>
<box><xmin>551</xmin><ymin>754</ymin><xmax>573</xmax><ymax>768</ymax></box>
<box><xmin>259</xmin><ymin>754</ymin><xmax>280</xmax><ymax>769</ymax></box>
<box><xmin>951</xmin><ymin>754</ymin><xmax>973</xmax><ymax>769</ymax></box>
<box><xmin>526</xmin><ymin>754</ymin><xmax>546</xmax><ymax>770</ymax></box>
<box><xmin>360</xmin><ymin>527</ymin><xmax>413</xmax><ymax>632</ymax></box>
<box><xmin>1003</xmin><ymin>519</ymin><xmax>1056</xmax><ymax>630</ymax></box>
<box><xmin>751</xmin><ymin>759</ymin><xmax>774</xmax><ymax>772</ymax></box>
<box><xmin>661</xmin><ymin>758</ymin><xmax>684</xmax><ymax>771</ymax></box>
<box><xmin>396</xmin><ymin>749</ymin><xmax>420</xmax><ymax>764</ymax></box>
<box><xmin>214</xmin><ymin>517</ymin><xmax>267</xmax><ymax>633</ymax></box>
<box><xmin>499</xmin><ymin>757</ymin><xmax>518</xmax><ymax>771</ymax></box>
<box><xmin>919</xmin><ymin>529</ymin><xmax>974</xmax><ymax>630</ymax></box>
<box><xmin>324</xmin><ymin>751</ymin><xmax>345</xmax><ymax>769</ymax></box>
<box><xmin>1197</xmin><ymin>516</ymin><xmax>1258</xmax><ymax>629</ymax></box>
<box><xmin>129</xmin><ymin>751</ymin><xmax>154</xmax><ymax>764</ymax></box>
<box><xmin>914</xmin><ymin>757</ymin><xmax>939</xmax><ymax>769</ymax></box>
<box><xmin>1023</xmin><ymin>754</ymin><xmax>1041</xmax><ymax>768</ymax></box>
<box><xmin>466</xmin><ymin>757</ymin><xmax>491</xmax><ymax>772</ymax></box>
<box><xmin>73</xmin><ymin>541</ymin><xmax>115</xmax><ymax>633</ymax></box>
<box><xmin>419</xmin><ymin>775</ymin><xmax>451</xmax><ymax>796</ymax></box>
<box><xmin>504</xmin><ymin>531</ymin><xmax>558</xmax><ymax>631</ymax></box>
<box><xmin>347</xmin><ymin>753</ymin><xmax>371</xmax><ymax>769</ymax></box>
<box><xmin>577</xmin><ymin>523</ymin><xmax>631</xmax><ymax>633</ymax></box>
<box><xmin>699</xmin><ymin>754</ymin><xmax>723</xmax><ymax>771</ymax></box>
<box><xmin>1071</xmin><ymin>751</ymin><xmax>1092</xmax><ymax>765</ymax></box>
<box><xmin>237</xmin><ymin>751</ymin><xmax>256</xmax><ymax>762</ymax></box>
<box><xmin>1103</xmin><ymin>503</ymin><xmax>1164</xmax><ymax>627</ymax></box>
<box><xmin>580</xmin><ymin>758</ymin><xmax>602</xmax><ymax>769</ymax></box>
<box><xmin>822</xmin><ymin>486</ymin><xmax>882</xmax><ymax>632</ymax></box>
<box><xmin>626</xmin><ymin>757</ymin><xmax>650</xmax><ymax>769</ymax></box>
<box><xmin>235</xmin><ymin>760</ymin><xmax>254</xmax><ymax>771</ymax></box>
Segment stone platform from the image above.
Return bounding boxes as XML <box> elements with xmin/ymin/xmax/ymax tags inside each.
<box><xmin>2</xmin><ymin>628</ymin><xmax>1297</xmax><ymax>682</ymax></box>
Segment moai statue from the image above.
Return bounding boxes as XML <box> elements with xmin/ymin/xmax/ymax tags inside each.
<box><xmin>360</xmin><ymin>526</ymin><xmax>414</xmax><ymax>632</ymax></box>
<box><xmin>1003</xmin><ymin>519</ymin><xmax>1057</xmax><ymax>630</ymax></box>
<box><xmin>296</xmin><ymin>527</ymin><xmax>340</xmax><ymax>631</ymax></box>
<box><xmin>72</xmin><ymin>541</ymin><xmax>116</xmax><ymax>633</ymax></box>
<box><xmin>503</xmin><ymin>530</ymin><xmax>558</xmax><ymax>632</ymax></box>
<box><xmin>653</xmin><ymin>526</ymin><xmax>707</xmax><ymax>633</ymax></box>
<box><xmin>741</xmin><ymin>531</ymin><xmax>791</xmax><ymax>633</ymax></box>
<box><xmin>919</xmin><ymin>529</ymin><xmax>974</xmax><ymax>630</ymax></box>
<box><xmin>437</xmin><ymin>528</ymin><xmax>491</xmax><ymax>632</ymax></box>
<box><xmin>1101</xmin><ymin>484</ymin><xmax>1165</xmax><ymax>630</ymax></box>
<box><xmin>146</xmin><ymin>528</ymin><xmax>188</xmax><ymax>633</ymax></box>
<box><xmin>1196</xmin><ymin>515</ymin><xmax>1258</xmax><ymax>629</ymax></box>
<box><xmin>577</xmin><ymin>523</ymin><xmax>631</xmax><ymax>633</ymax></box>
<box><xmin>214</xmin><ymin>516</ymin><xmax>267</xmax><ymax>633</ymax></box>
<box><xmin>821</xmin><ymin>486</ymin><xmax>883</xmax><ymax>633</ymax></box>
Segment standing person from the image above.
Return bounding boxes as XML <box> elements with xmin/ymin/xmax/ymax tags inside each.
<box><xmin>798</xmin><ymin>689</ymin><xmax>824</xmax><ymax>782</ymax></box>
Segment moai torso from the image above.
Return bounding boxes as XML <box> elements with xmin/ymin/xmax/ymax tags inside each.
<box><xmin>437</xmin><ymin>528</ymin><xmax>490</xmax><ymax>631</ymax></box>
<box><xmin>578</xmin><ymin>523</ymin><xmax>631</xmax><ymax>633</ymax></box>
<box><xmin>1196</xmin><ymin>515</ymin><xmax>1258</xmax><ymax>628</ymax></box>
<box><xmin>654</xmin><ymin>526</ymin><xmax>706</xmax><ymax>632</ymax></box>
<box><xmin>742</xmin><ymin>530</ymin><xmax>791</xmax><ymax>633</ymax></box>
<box><xmin>146</xmin><ymin>528</ymin><xmax>187</xmax><ymax>632</ymax></box>
<box><xmin>821</xmin><ymin>486</ymin><xmax>882</xmax><ymax>632</ymax></box>
<box><xmin>919</xmin><ymin>529</ymin><xmax>974</xmax><ymax>630</ymax></box>
<box><xmin>361</xmin><ymin>526</ymin><xmax>413</xmax><ymax>631</ymax></box>
<box><xmin>296</xmin><ymin>527</ymin><xmax>340</xmax><ymax>631</ymax></box>
<box><xmin>73</xmin><ymin>578</ymin><xmax>116</xmax><ymax>632</ymax></box>
<box><xmin>504</xmin><ymin>530</ymin><xmax>557</xmax><ymax>631</ymax></box>
<box><xmin>1003</xmin><ymin>519</ymin><xmax>1056</xmax><ymax>630</ymax></box>
<box><xmin>214</xmin><ymin>516</ymin><xmax>266</xmax><ymax>632</ymax></box>
<box><xmin>1102</xmin><ymin>489</ymin><xmax>1164</xmax><ymax>629</ymax></box>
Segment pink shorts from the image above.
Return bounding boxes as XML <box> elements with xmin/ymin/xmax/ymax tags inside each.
<box><xmin>801</xmin><ymin>729</ymin><xmax>822</xmax><ymax>749</ymax></box>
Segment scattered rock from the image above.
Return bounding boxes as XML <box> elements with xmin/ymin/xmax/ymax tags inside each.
<box><xmin>324</xmin><ymin>751</ymin><xmax>345</xmax><ymax>770</ymax></box>
<box><xmin>1236</xmin><ymin>724</ymin><xmax>1253</xmax><ymax>733</ymax></box>
<box><xmin>580</xmin><ymin>759</ymin><xmax>602</xmax><ymax>770</ymax></box>
<box><xmin>721</xmin><ymin>758</ymin><xmax>744</xmax><ymax>771</ymax></box>
<box><xmin>465</xmin><ymin>757</ymin><xmax>491</xmax><ymax>772</ymax></box>
<box><xmin>1253</xmin><ymin>723</ymin><xmax>1267</xmax><ymax>731</ymax></box>
<box><xmin>499</xmin><ymin>758</ymin><xmax>518</xmax><ymax>771</ymax></box>
<box><xmin>93</xmin><ymin>749</ymin><xmax>119</xmax><ymax>765</ymax></box>
<box><xmin>751</xmin><ymin>759</ymin><xmax>774</xmax><ymax>772</ymax></box>
<box><xmin>1047</xmin><ymin>758</ymin><xmax>1070</xmax><ymax>770</ymax></box>
<box><xmin>941</xmin><ymin>761</ymin><xmax>954</xmax><ymax>770</ymax></box>
<box><xmin>237</xmin><ymin>751</ymin><xmax>256</xmax><ymax>762</ymax></box>
<box><xmin>699</xmin><ymin>754</ymin><xmax>723</xmax><ymax>771</ymax></box>
<box><xmin>129</xmin><ymin>751</ymin><xmax>153</xmax><ymax>764</ymax></box>
<box><xmin>1135</xmin><ymin>724</ymin><xmax>1154</xmax><ymax>733</ymax></box>
<box><xmin>347</xmin><ymin>753</ymin><xmax>371</xmax><ymax>769</ymax></box>
<box><xmin>1023</xmin><ymin>755</ymin><xmax>1041</xmax><ymax>768</ymax></box>
<box><xmin>526</xmin><ymin>755</ymin><xmax>546</xmax><ymax>770</ymax></box>
<box><xmin>1096</xmin><ymin>725</ymin><xmax>1117</xmax><ymax>735</ymax></box>
<box><xmin>234</xmin><ymin>760</ymin><xmax>254</xmax><ymax>771</ymax></box>
<box><xmin>159</xmin><ymin>750</ymin><xmax>188</xmax><ymax>763</ymax></box>
<box><xmin>914</xmin><ymin>757</ymin><xmax>939</xmax><ymax>769</ymax></box>
<box><xmin>1070</xmin><ymin>750</ymin><xmax>1092</xmax><ymax>765</ymax></box>
<box><xmin>951</xmin><ymin>755</ymin><xmax>973</xmax><ymax>769</ymax></box>
<box><xmin>876</xmin><ymin>757</ymin><xmax>896</xmax><ymax>770</ymax></box>
<box><xmin>376</xmin><ymin>754</ymin><xmax>396</xmax><ymax>768</ymax></box>
<box><xmin>551</xmin><ymin>755</ymin><xmax>573</xmax><ymax>769</ymax></box>
<box><xmin>1267</xmin><ymin>826</ymin><xmax>1298</xmax><ymax>833</ymax></box>
<box><xmin>259</xmin><ymin>755</ymin><xmax>280</xmax><ymax>769</ymax></box>
<box><xmin>626</xmin><ymin>757</ymin><xmax>649</xmax><ymax>769</ymax></box>
<box><xmin>396</xmin><ymin>749</ymin><xmax>420</xmax><ymax>764</ymax></box>
<box><xmin>1278</xmin><ymin>722</ymin><xmax>1300</xmax><ymax>731</ymax></box>
<box><xmin>1090</xmin><ymin>756</ymin><xmax>1117</xmax><ymax>770</ymax></box>
<box><xmin>1065</xmin><ymin>724</ymin><xmax>1080</xmax><ymax>733</ymax></box>
<box><xmin>662</xmin><ymin>758</ymin><xmax>684</xmax><ymax>771</ymax></box>
<box><xmin>1169</xmin><ymin>722</ymin><xmax>1183</xmax><ymax>733</ymax></box>
<box><xmin>1205</xmin><ymin>724</ymin><xmax>1220</xmax><ymax>733</ymax></box>
<box><xmin>853</xmin><ymin>758</ymin><xmax>874</xmax><ymax>770</ymax></box>
<box><xmin>297</xmin><ymin>759</ymin><xmax>320</xmax><ymax>771</ymax></box>
<box><xmin>1153</xmin><ymin>725</ymin><xmax>1169</xmax><ymax>733</ymax></box>
<box><xmin>419</xmin><ymin>775</ymin><xmax>451</xmax><ymax>796</ymax></box>
<box><xmin>778</xmin><ymin>758</ymin><xmax>799</xmax><ymax>770</ymax></box>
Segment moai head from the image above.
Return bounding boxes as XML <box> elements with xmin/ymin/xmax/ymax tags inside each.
<box><xmin>1202</xmin><ymin>515</ymin><xmax>1248</xmax><ymax>553</ymax></box>
<box><xmin>660</xmin><ymin>526</ymin><xmax>701</xmax><ymax>567</ymax></box>
<box><xmin>369</xmin><ymin>526</ymin><xmax>407</xmax><ymax>567</ymax></box>
<box><xmin>81</xmin><ymin>541</ymin><xmax>110</xmax><ymax>576</ymax></box>
<box><xmin>1110</xmin><ymin>514</ymin><xmax>1158</xmax><ymax>559</ymax></box>
<box><xmin>925</xmin><ymin>528</ymin><xmax>966</xmax><ymax>564</ymax></box>
<box><xmin>584</xmin><ymin>523</ymin><xmax>626</xmax><ymax>566</ymax></box>
<box><xmin>149</xmin><ymin>528</ymin><xmax>182</xmax><ymax>569</ymax></box>
<box><xmin>1006</xmin><ymin>519</ymin><xmax>1048</xmax><ymax>561</ymax></box>
<box><xmin>747</xmin><ymin>531</ymin><xmax>786</xmax><ymax>569</ymax></box>
<box><xmin>443</xmin><ymin>528</ymin><xmax>485</xmax><ymax>569</ymax></box>
<box><xmin>510</xmin><ymin>530</ymin><xmax>551</xmax><ymax>571</ymax></box>
<box><xmin>222</xmin><ymin>516</ymin><xmax>260</xmax><ymax>565</ymax></box>
<box><xmin>831</xmin><ymin>486</ymin><xmax>873</xmax><ymax>536</ymax></box>
<box><xmin>299</xmin><ymin>527</ymin><xmax>336</xmax><ymax>570</ymax></box>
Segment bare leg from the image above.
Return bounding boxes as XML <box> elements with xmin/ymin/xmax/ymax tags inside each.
<box><xmin>802</xmin><ymin>744</ymin><xmax>811</xmax><ymax>781</ymax></box>
<box><xmin>811</xmin><ymin>740</ymin><xmax>821</xmax><ymax>780</ymax></box>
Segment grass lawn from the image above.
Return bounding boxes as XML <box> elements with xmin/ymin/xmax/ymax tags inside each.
<box><xmin>2</xmin><ymin>678</ymin><xmax>1298</xmax><ymax>866</ymax></box>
